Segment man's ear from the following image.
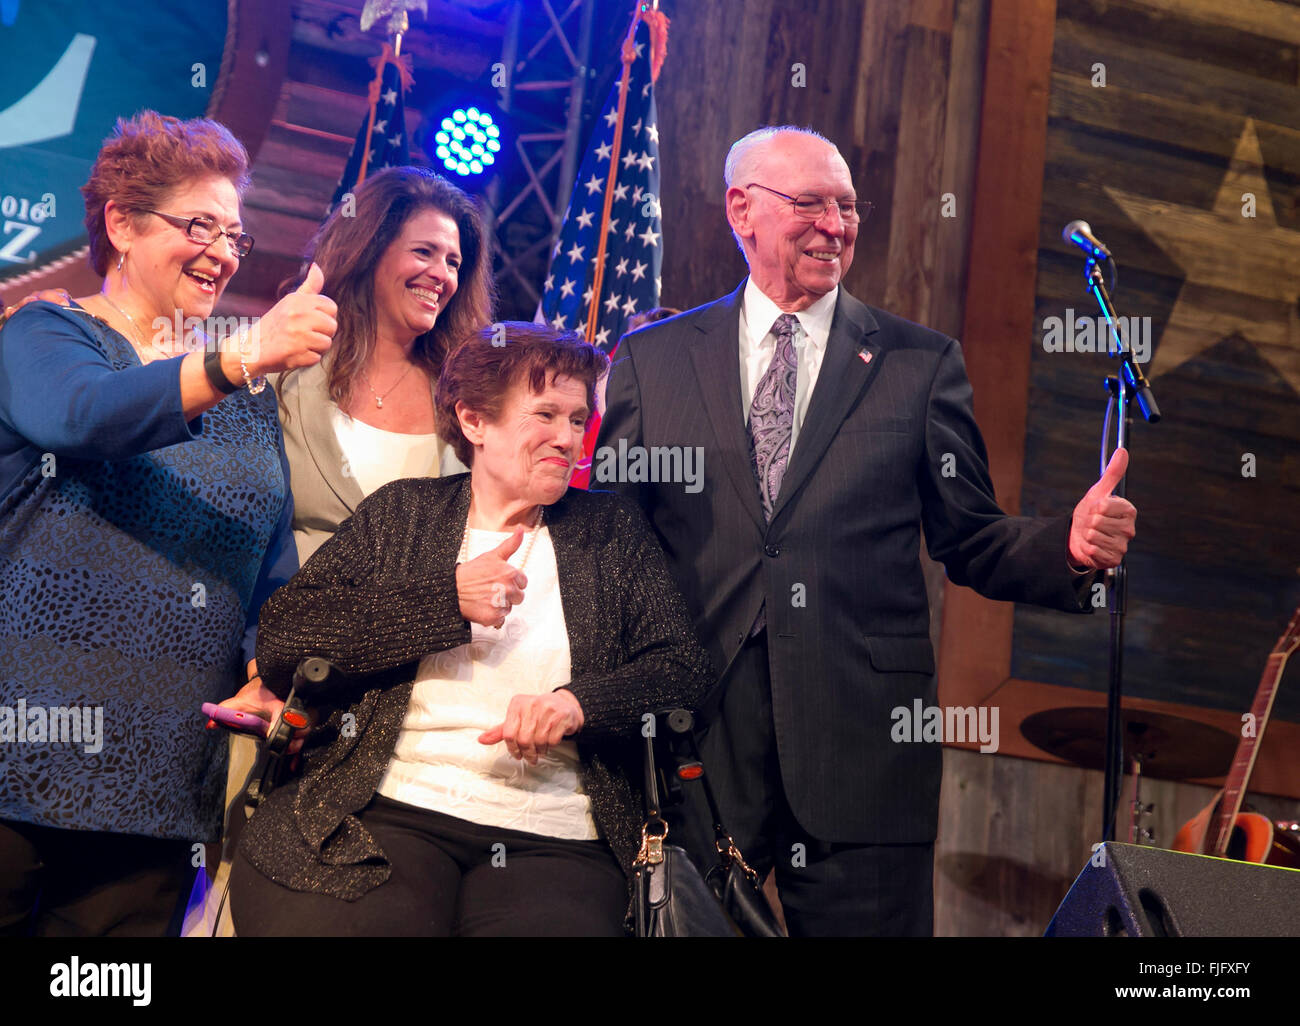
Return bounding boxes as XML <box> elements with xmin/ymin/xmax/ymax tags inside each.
<box><xmin>456</xmin><ymin>400</ymin><xmax>486</xmax><ymax>448</ymax></box>
<box><xmin>724</xmin><ymin>186</ymin><xmax>754</xmax><ymax>242</ymax></box>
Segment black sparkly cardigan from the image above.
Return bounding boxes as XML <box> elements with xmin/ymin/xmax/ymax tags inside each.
<box><xmin>240</xmin><ymin>474</ymin><xmax>715</xmax><ymax>904</ymax></box>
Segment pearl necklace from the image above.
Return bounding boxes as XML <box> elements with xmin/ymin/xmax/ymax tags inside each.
<box><xmin>458</xmin><ymin>505</ymin><xmax>545</xmax><ymax>569</ymax></box>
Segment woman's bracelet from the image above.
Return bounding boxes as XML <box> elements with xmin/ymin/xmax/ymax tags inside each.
<box><xmin>237</xmin><ymin>327</ymin><xmax>267</xmax><ymax>395</ymax></box>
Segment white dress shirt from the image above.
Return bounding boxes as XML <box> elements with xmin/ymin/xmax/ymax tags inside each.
<box><xmin>738</xmin><ymin>279</ymin><xmax>838</xmax><ymax>456</ymax></box>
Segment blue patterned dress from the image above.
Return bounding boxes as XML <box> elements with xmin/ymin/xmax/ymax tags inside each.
<box><xmin>0</xmin><ymin>301</ymin><xmax>297</xmax><ymax>843</ymax></box>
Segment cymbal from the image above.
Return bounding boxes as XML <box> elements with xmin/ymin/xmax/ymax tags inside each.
<box><xmin>1020</xmin><ymin>707</ymin><xmax>1237</xmax><ymax>781</ymax></box>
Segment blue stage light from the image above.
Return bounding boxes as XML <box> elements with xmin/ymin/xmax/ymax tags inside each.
<box><xmin>433</xmin><ymin>104</ymin><xmax>504</xmax><ymax>177</ymax></box>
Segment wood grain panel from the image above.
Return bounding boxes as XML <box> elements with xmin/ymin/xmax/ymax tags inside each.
<box><xmin>938</xmin><ymin>0</ymin><xmax>1057</xmax><ymax>708</ymax></box>
<box><xmin>652</xmin><ymin>0</ymin><xmax>980</xmax><ymax>341</ymax></box>
<box><xmin>1002</xmin><ymin>0</ymin><xmax>1300</xmax><ymax>805</ymax></box>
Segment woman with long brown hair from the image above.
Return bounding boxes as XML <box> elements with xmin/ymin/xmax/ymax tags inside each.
<box><xmin>274</xmin><ymin>166</ymin><xmax>495</xmax><ymax>562</ymax></box>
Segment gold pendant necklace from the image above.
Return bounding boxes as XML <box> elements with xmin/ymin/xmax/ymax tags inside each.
<box><xmin>363</xmin><ymin>362</ymin><xmax>417</xmax><ymax>408</ymax></box>
<box><xmin>101</xmin><ymin>294</ymin><xmax>171</xmax><ymax>358</ymax></box>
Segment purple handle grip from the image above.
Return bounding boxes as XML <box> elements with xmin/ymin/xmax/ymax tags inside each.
<box><xmin>201</xmin><ymin>702</ymin><xmax>268</xmax><ymax>738</ymax></box>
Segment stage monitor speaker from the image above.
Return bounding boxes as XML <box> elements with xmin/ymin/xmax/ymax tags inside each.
<box><xmin>1045</xmin><ymin>842</ymin><xmax>1300</xmax><ymax>936</ymax></box>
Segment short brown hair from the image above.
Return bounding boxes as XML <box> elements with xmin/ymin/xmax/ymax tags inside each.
<box><xmin>81</xmin><ymin>111</ymin><xmax>251</xmax><ymax>277</ymax></box>
<box><xmin>435</xmin><ymin>322</ymin><xmax>609</xmax><ymax>467</ymax></box>
<box><xmin>286</xmin><ymin>166</ymin><xmax>495</xmax><ymax>414</ymax></box>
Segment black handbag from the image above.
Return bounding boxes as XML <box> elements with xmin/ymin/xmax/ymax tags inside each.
<box><xmin>632</xmin><ymin>709</ymin><xmax>785</xmax><ymax>937</ymax></box>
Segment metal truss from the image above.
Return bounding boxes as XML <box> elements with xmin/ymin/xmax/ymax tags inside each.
<box><xmin>485</xmin><ymin>0</ymin><xmax>597</xmax><ymax>313</ymax></box>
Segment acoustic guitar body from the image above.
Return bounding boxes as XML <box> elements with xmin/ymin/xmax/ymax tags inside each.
<box><xmin>1173</xmin><ymin>790</ymin><xmax>1300</xmax><ymax>866</ymax></box>
<box><xmin>1169</xmin><ymin>609</ymin><xmax>1300</xmax><ymax>869</ymax></box>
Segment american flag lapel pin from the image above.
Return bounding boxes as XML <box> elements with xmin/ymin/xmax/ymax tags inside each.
<box><xmin>858</xmin><ymin>348</ymin><xmax>873</xmax><ymax>365</ymax></box>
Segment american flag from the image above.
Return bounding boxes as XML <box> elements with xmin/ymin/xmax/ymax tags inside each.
<box><xmin>329</xmin><ymin>44</ymin><xmax>412</xmax><ymax>214</ymax></box>
<box><xmin>539</xmin><ymin>18</ymin><xmax>662</xmax><ymax>352</ymax></box>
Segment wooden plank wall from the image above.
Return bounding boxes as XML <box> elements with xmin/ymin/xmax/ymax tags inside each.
<box><xmin>934</xmin><ymin>0</ymin><xmax>1300</xmax><ymax>934</ymax></box>
<box><xmin>1015</xmin><ymin>0</ymin><xmax>1300</xmax><ymax>720</ymax></box>
<box><xmin>936</xmin><ymin>0</ymin><xmax>1056</xmax><ymax>723</ymax></box>
<box><xmin>653</xmin><ymin>0</ymin><xmax>986</xmax><ymax>345</ymax></box>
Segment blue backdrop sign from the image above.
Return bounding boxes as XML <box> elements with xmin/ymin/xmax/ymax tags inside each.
<box><xmin>0</xmin><ymin>2</ymin><xmax>228</xmax><ymax>281</ymax></box>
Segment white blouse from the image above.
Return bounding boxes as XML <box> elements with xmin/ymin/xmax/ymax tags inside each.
<box><xmin>375</xmin><ymin>525</ymin><xmax>598</xmax><ymax>840</ymax></box>
<box><xmin>329</xmin><ymin>406</ymin><xmax>447</xmax><ymax>498</ymax></box>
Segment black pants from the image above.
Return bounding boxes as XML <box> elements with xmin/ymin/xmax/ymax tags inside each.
<box><xmin>674</xmin><ymin>631</ymin><xmax>935</xmax><ymax>937</ymax></box>
<box><xmin>0</xmin><ymin>818</ymin><xmax>195</xmax><ymax>937</ymax></box>
<box><xmin>230</xmin><ymin>794</ymin><xmax>629</xmax><ymax>936</ymax></box>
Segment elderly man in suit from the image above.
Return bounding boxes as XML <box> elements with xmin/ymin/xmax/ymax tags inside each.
<box><xmin>595</xmin><ymin>125</ymin><xmax>1135</xmax><ymax>936</ymax></box>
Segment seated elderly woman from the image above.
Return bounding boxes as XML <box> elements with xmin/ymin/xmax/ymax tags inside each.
<box><xmin>229</xmin><ymin>322</ymin><xmax>714</xmax><ymax>936</ymax></box>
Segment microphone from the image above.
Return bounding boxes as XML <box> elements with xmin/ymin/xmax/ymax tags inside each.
<box><xmin>1062</xmin><ymin>220</ymin><xmax>1112</xmax><ymax>260</ymax></box>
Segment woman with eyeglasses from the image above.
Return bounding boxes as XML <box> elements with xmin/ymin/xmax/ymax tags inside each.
<box><xmin>0</xmin><ymin>111</ymin><xmax>335</xmax><ymax>936</ymax></box>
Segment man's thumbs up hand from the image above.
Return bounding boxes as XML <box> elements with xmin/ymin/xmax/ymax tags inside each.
<box><xmin>1068</xmin><ymin>447</ymin><xmax>1137</xmax><ymax>570</ymax></box>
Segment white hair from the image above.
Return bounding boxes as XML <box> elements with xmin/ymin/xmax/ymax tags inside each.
<box><xmin>723</xmin><ymin>125</ymin><xmax>835</xmax><ymax>253</ymax></box>
<box><xmin>723</xmin><ymin>125</ymin><xmax>833</xmax><ymax>188</ymax></box>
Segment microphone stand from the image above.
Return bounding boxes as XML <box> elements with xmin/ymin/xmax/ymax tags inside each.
<box><xmin>1079</xmin><ymin>254</ymin><xmax>1160</xmax><ymax>845</ymax></box>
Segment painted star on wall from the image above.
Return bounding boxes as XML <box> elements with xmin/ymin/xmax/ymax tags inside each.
<box><xmin>1105</xmin><ymin>119</ymin><xmax>1300</xmax><ymax>394</ymax></box>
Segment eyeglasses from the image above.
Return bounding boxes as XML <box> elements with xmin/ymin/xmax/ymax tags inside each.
<box><xmin>745</xmin><ymin>183</ymin><xmax>871</xmax><ymax>224</ymax></box>
<box><xmin>143</xmin><ymin>209</ymin><xmax>255</xmax><ymax>258</ymax></box>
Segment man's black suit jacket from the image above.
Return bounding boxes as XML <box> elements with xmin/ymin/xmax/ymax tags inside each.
<box><xmin>596</xmin><ymin>281</ymin><xmax>1092</xmax><ymax>845</ymax></box>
